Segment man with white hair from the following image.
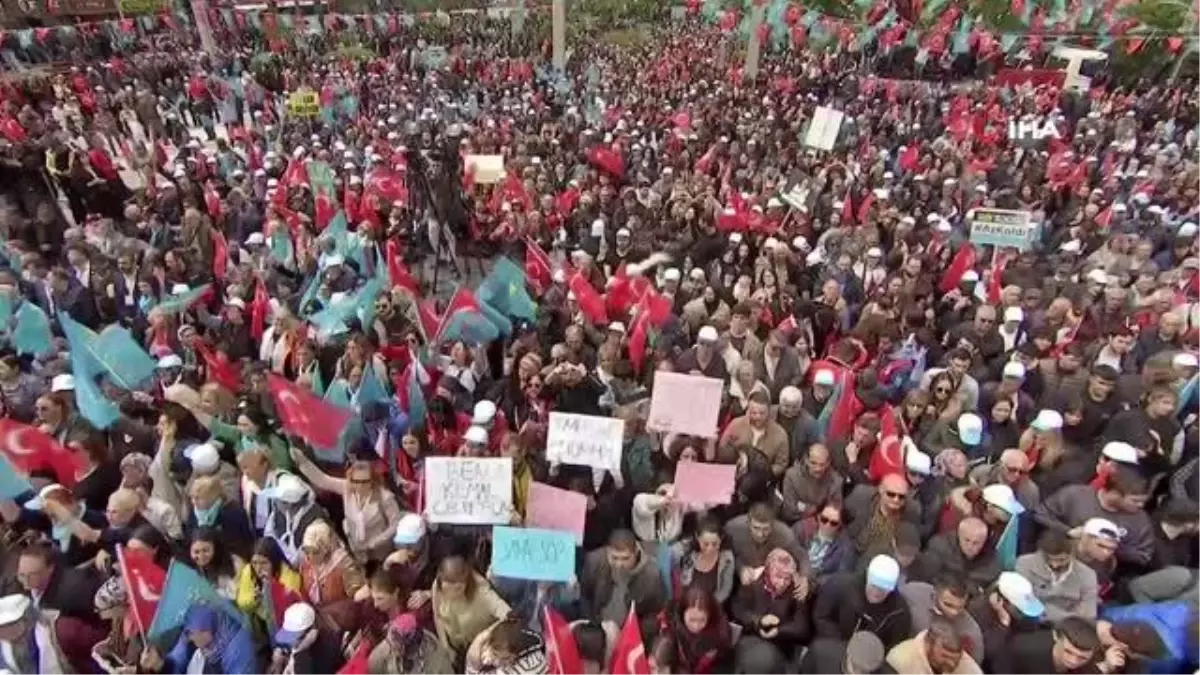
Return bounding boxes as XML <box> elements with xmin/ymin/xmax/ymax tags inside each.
<box><xmin>969</xmin><ymin>449</ymin><xmax>1040</xmax><ymax>512</ymax></box>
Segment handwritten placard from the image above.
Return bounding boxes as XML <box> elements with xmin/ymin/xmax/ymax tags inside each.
<box><xmin>673</xmin><ymin>461</ymin><xmax>736</xmax><ymax>505</ymax></box>
<box><xmin>464</xmin><ymin>154</ymin><xmax>506</xmax><ymax>184</ymax></box>
<box><xmin>424</xmin><ymin>457</ymin><xmax>512</xmax><ymax>525</ymax></box>
<box><xmin>647</xmin><ymin>371</ymin><xmax>724</xmax><ymax>438</ymax></box>
<box><xmin>526</xmin><ymin>482</ymin><xmax>587</xmax><ymax>544</ymax></box>
<box><xmin>546</xmin><ymin>412</ymin><xmax>624</xmax><ymax>471</ymax></box>
<box><xmin>286</xmin><ymin>89</ymin><xmax>320</xmax><ymax>118</ymax></box>
<box><xmin>491</xmin><ymin>526</ymin><xmax>576</xmax><ymax>582</ymax></box>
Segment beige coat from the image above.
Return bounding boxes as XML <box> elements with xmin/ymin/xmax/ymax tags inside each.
<box><xmin>886</xmin><ymin>632</ymin><xmax>983</xmax><ymax>675</ymax></box>
<box><xmin>432</xmin><ymin>574</ymin><xmax>512</xmax><ymax>657</ymax></box>
<box><xmin>718</xmin><ymin>415</ymin><xmax>790</xmax><ymax>476</ymax></box>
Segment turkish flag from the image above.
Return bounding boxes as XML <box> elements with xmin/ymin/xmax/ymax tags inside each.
<box><xmin>610</xmin><ymin>608</ymin><xmax>650</xmax><ymax>675</ymax></box>
<box><xmin>0</xmin><ymin>419</ymin><xmax>85</xmax><ymax>487</ymax></box>
<box><xmin>586</xmin><ymin>146</ymin><xmax>625</xmax><ymax>179</ymax></box>
<box><xmin>367</xmin><ymin>168</ymin><xmax>408</xmax><ymax>207</ymax></box>
<box><xmin>281</xmin><ymin>158</ymin><xmax>308</xmax><ymax>190</ymax></box>
<box><xmin>388</xmin><ymin>241</ymin><xmax>421</xmax><ymax>297</ymax></box>
<box><xmin>524</xmin><ymin>238</ymin><xmax>555</xmax><ymax>295</ymax></box>
<box><xmin>194</xmin><ymin>341</ymin><xmax>242</xmax><ymax>394</ymax></box>
<box><xmin>211</xmin><ymin>229</ymin><xmax>228</xmax><ymax>282</ymax></box>
<box><xmin>867</xmin><ymin>405</ymin><xmax>906</xmax><ymax>483</ymax></box>
<box><xmin>117</xmin><ymin>544</ymin><xmax>166</xmax><ymax>635</ymax></box>
<box><xmin>433</xmin><ymin>288</ymin><xmax>483</xmax><ymax>343</ymax></box>
<box><xmin>250</xmin><ymin>279</ymin><xmax>270</xmax><ymax>340</ymax></box>
<box><xmin>268</xmin><ymin>374</ymin><xmax>353</xmax><ymax>450</ymax></box>
<box><xmin>568</xmin><ymin>273</ymin><xmax>608</xmax><ymax>325</ymax></box>
<box><xmin>938</xmin><ymin>243</ymin><xmax>978</xmax><ymax>294</ymax></box>
<box><xmin>544</xmin><ymin>606</ymin><xmax>583</xmax><ymax>674</ymax></box>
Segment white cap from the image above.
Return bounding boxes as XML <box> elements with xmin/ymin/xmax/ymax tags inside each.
<box><xmin>1179</xmin><ymin>223</ymin><xmax>1199</xmax><ymax>237</ymax></box>
<box><xmin>464</xmin><ymin>426</ymin><xmax>489</xmax><ymax>445</ymax></box>
<box><xmin>245</xmin><ymin>232</ymin><xmax>266</xmax><ymax>246</ymax></box>
<box><xmin>729</xmin><ymin>232</ymin><xmax>744</xmax><ymax>244</ymax></box>
<box><xmin>608</xmin><ymin>321</ymin><xmax>627</xmax><ymax>333</ymax></box>
<box><xmin>1172</xmin><ymin>353</ymin><xmax>1198</xmax><ymax>368</ymax></box>
<box><xmin>905</xmin><ymin>449</ymin><xmax>932</xmax><ymax>476</ymax></box>
<box><xmin>961</xmin><ymin>270</ymin><xmax>980</xmax><ymax>282</ymax></box>
<box><xmin>262</xmin><ymin>473</ymin><xmax>308</xmax><ymax>504</ymax></box>
<box><xmin>1082</xmin><ymin>517</ymin><xmax>1124</xmax><ymax>541</ymax></box>
<box><xmin>792</xmin><ymin>237</ymin><xmax>809</xmax><ymax>251</ymax></box>
<box><xmin>171</xmin><ymin>283</ymin><xmax>190</xmax><ymax>295</ymax></box>
<box><xmin>865</xmin><ymin>555</ymin><xmax>900</xmax><ymax>592</ymax></box>
<box><xmin>1003</xmin><ymin>307</ymin><xmax>1024</xmax><ymax>323</ymax></box>
<box><xmin>1087</xmin><ymin>269</ymin><xmax>1109</xmax><ymax>284</ymax></box>
<box><xmin>996</xmin><ymin>572</ymin><xmax>1045</xmax><ymax>618</ymax></box>
<box><xmin>393</xmin><ymin>513</ymin><xmax>425</xmax><ymax>545</ymax></box>
<box><xmin>936</xmin><ymin>220</ymin><xmax>953</xmax><ymax>233</ymax></box>
<box><xmin>0</xmin><ymin>595</ymin><xmax>30</xmax><ymax>626</ymax></box>
<box><xmin>225</xmin><ymin>297</ymin><xmax>246</xmax><ymax>311</ymax></box>
<box><xmin>866</xmin><ymin>247</ymin><xmax>883</xmax><ymax>258</ymax></box>
<box><xmin>697</xmin><ymin>326</ymin><xmax>719</xmax><ymax>343</ymax></box>
<box><xmin>1031</xmin><ymin>409</ymin><xmax>1064</xmax><ymax>431</ymax></box>
<box><xmin>982</xmin><ymin>483</ymin><xmax>1025</xmax><ymax>515</ymax></box>
<box><xmin>184</xmin><ymin>443</ymin><xmax>220</xmax><ymax>473</ymax></box>
<box><xmin>663</xmin><ymin>268</ymin><xmax>682</xmax><ymax>282</ymax></box>
<box><xmin>1002</xmin><ymin>362</ymin><xmax>1027</xmax><ymax>380</ymax></box>
<box><xmin>157</xmin><ymin>354</ymin><xmax>183</xmax><ymax>370</ymax></box>
<box><xmin>1060</xmin><ymin>240</ymin><xmax>1082</xmax><ymax>254</ymax></box>
<box><xmin>50</xmin><ymin>374</ymin><xmax>75</xmax><ymax>392</ymax></box>
<box><xmin>616</xmin><ymin>228</ymin><xmax>631</xmax><ymax>238</ymax></box>
<box><xmin>275</xmin><ymin>603</ymin><xmax>317</xmax><ymax>646</ymax></box>
<box><xmin>1101</xmin><ymin>441</ymin><xmax>1139</xmax><ymax>464</ymax></box>
<box><xmin>22</xmin><ymin>483</ymin><xmax>68</xmax><ymax>511</ymax></box>
<box><xmin>957</xmin><ymin>413</ymin><xmax>983</xmax><ymax>445</ymax></box>
<box><xmin>472</xmin><ymin>400</ymin><xmax>497</xmax><ymax>425</ymax></box>
<box><xmin>813</xmin><ymin>369</ymin><xmax>836</xmax><ymax>386</ymax></box>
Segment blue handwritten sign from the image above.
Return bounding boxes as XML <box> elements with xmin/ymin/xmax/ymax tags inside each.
<box><xmin>492</xmin><ymin>526</ymin><xmax>576</xmax><ymax>582</ymax></box>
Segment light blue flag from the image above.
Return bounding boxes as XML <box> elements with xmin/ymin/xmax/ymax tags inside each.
<box><xmin>0</xmin><ymin>293</ymin><xmax>13</xmax><ymax>330</ymax></box>
<box><xmin>0</xmin><ymin>454</ymin><xmax>33</xmax><ymax>500</ymax></box>
<box><xmin>147</xmin><ymin>559</ymin><xmax>246</xmax><ymax>643</ymax></box>
<box><xmin>491</xmin><ymin>526</ymin><xmax>576</xmax><ymax>582</ymax></box>
<box><xmin>58</xmin><ymin>312</ymin><xmax>102</xmax><ymax>375</ymax></box>
<box><xmin>354</xmin><ymin>277</ymin><xmax>384</xmax><ymax>331</ymax></box>
<box><xmin>405</xmin><ymin>369</ymin><xmax>427</xmax><ymax>430</ymax></box>
<box><xmin>324</xmin><ymin>379</ymin><xmax>352</xmax><ymax>408</ymax></box>
<box><xmin>91</xmin><ymin>326</ymin><xmax>157</xmax><ymax>390</ymax></box>
<box><xmin>156</xmin><ymin>284</ymin><xmax>211</xmax><ymax>315</ymax></box>
<box><xmin>73</xmin><ymin>371</ymin><xmax>120</xmax><ymax>430</ymax></box>
<box><xmin>355</xmin><ymin>368</ymin><xmax>390</xmax><ymax>409</ymax></box>
<box><xmin>308</xmin><ymin>368</ymin><xmax>326</xmax><ymax>397</ymax></box>
<box><xmin>996</xmin><ymin>515</ymin><xmax>1020</xmax><ymax>571</ymax></box>
<box><xmin>12</xmin><ymin>303</ymin><xmax>53</xmax><ymax>357</ymax></box>
<box><xmin>1177</xmin><ymin>374</ymin><xmax>1198</xmax><ymax>419</ymax></box>
<box><xmin>438</xmin><ymin>310</ymin><xmax>501</xmax><ymax>346</ymax></box>
<box><xmin>478</xmin><ymin>257</ymin><xmax>537</xmax><ymax>323</ymax></box>
<box><xmin>341</xmin><ymin>95</ymin><xmax>359</xmax><ymax>119</ymax></box>
<box><xmin>952</xmin><ymin>15</ymin><xmax>972</xmax><ymax>54</ymax></box>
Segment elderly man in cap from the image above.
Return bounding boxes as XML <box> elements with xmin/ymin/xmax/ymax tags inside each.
<box><xmin>813</xmin><ymin>554</ymin><xmax>913</xmax><ymax>651</ymax></box>
<box><xmin>0</xmin><ymin>593</ymin><xmax>105</xmax><ymax>674</ymax></box>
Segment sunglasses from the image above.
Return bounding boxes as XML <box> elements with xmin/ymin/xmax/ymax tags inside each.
<box><xmin>818</xmin><ymin>515</ymin><xmax>841</xmax><ymax>527</ymax></box>
<box><xmin>884</xmin><ymin>490</ymin><xmax>908</xmax><ymax>500</ymax></box>
<box><xmin>978</xmin><ymin>317</ymin><xmax>995</xmax><ymax>324</ymax></box>
<box><xmin>1002</xmin><ymin>465</ymin><xmax>1029</xmax><ymax>475</ymax></box>
<box><xmin>348</xmin><ymin>477</ymin><xmax>372</xmax><ymax>486</ymax></box>
<box><xmin>934</xmin><ymin>387</ymin><xmax>952</xmax><ymax>394</ymax></box>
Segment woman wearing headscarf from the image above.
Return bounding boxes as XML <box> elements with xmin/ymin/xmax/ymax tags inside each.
<box><xmin>92</xmin><ymin>575</ymin><xmax>146</xmax><ymax>674</ymax></box>
<box><xmin>290</xmin><ymin>450</ymin><xmax>402</xmax><ymax>566</ymax></box>
<box><xmin>235</xmin><ymin>538</ymin><xmax>303</xmax><ymax>646</ymax></box>
<box><xmin>141</xmin><ymin>606</ymin><xmax>257</xmax><ymax>674</ymax></box>
<box><xmin>369</xmin><ymin>612</ymin><xmax>455</xmax><ymax>674</ymax></box>
<box><xmin>653</xmin><ymin>586</ymin><xmax>732</xmax><ymax>674</ymax></box>
<box><xmin>298</xmin><ymin>520</ymin><xmax>366</xmax><ymax>633</ymax></box>
<box><xmin>731</xmin><ymin>548</ymin><xmax>812</xmax><ymax>672</ymax></box>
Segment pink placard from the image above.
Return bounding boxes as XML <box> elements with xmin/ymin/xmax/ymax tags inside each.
<box><xmin>673</xmin><ymin>462</ymin><xmax>736</xmax><ymax>505</ymax></box>
<box><xmin>525</xmin><ymin>482</ymin><xmax>587</xmax><ymax>544</ymax></box>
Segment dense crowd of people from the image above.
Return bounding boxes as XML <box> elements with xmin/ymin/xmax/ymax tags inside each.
<box><xmin>0</xmin><ymin>8</ymin><xmax>1196</xmax><ymax>675</ymax></box>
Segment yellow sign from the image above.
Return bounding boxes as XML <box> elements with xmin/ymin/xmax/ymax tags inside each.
<box><xmin>286</xmin><ymin>89</ymin><xmax>319</xmax><ymax>118</ymax></box>
<box><xmin>118</xmin><ymin>0</ymin><xmax>164</xmax><ymax>14</ymax></box>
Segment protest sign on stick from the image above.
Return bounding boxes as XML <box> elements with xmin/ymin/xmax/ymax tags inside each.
<box><xmin>424</xmin><ymin>457</ymin><xmax>513</xmax><ymax>525</ymax></box>
<box><xmin>673</xmin><ymin>462</ymin><xmax>736</xmax><ymax>506</ymax></box>
<box><xmin>526</xmin><ymin>482</ymin><xmax>587</xmax><ymax>544</ymax></box>
<box><xmin>492</xmin><ymin>526</ymin><xmax>576</xmax><ymax>582</ymax></box>
<box><xmin>647</xmin><ymin>371</ymin><xmax>724</xmax><ymax>438</ymax></box>
<box><xmin>546</xmin><ymin>412</ymin><xmax>624</xmax><ymax>471</ymax></box>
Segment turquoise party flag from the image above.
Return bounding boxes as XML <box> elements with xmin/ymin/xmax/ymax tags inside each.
<box><xmin>340</xmin><ymin>95</ymin><xmax>359</xmax><ymax>119</ymax></box>
<box><xmin>996</xmin><ymin>515</ymin><xmax>1020</xmax><ymax>570</ymax></box>
<box><xmin>12</xmin><ymin>303</ymin><xmax>53</xmax><ymax>358</ymax></box>
<box><xmin>477</xmin><ymin>257</ymin><xmax>537</xmax><ymax>323</ymax></box>
<box><xmin>355</xmin><ymin>367</ymin><xmax>390</xmax><ymax>409</ymax></box>
<box><xmin>478</xmin><ymin>301</ymin><xmax>514</xmax><ymax>338</ymax></box>
<box><xmin>156</xmin><ymin>284</ymin><xmax>211</xmax><ymax>315</ymax></box>
<box><xmin>0</xmin><ymin>294</ymin><xmax>13</xmax><ymax>331</ymax></box>
<box><xmin>73</xmin><ymin>370</ymin><xmax>120</xmax><ymax>430</ymax></box>
<box><xmin>355</xmin><ymin>277</ymin><xmax>384</xmax><ymax>331</ymax></box>
<box><xmin>1000</xmin><ymin>33</ymin><xmax>1019</xmax><ymax>52</ymax></box>
<box><xmin>324</xmin><ymin>379</ymin><xmax>352</xmax><ymax>408</ymax></box>
<box><xmin>952</xmin><ymin>15</ymin><xmax>972</xmax><ymax>54</ymax></box>
<box><xmin>147</xmin><ymin>560</ymin><xmax>247</xmax><ymax>643</ymax></box>
<box><xmin>0</xmin><ymin>454</ymin><xmax>33</xmax><ymax>500</ymax></box>
<box><xmin>90</xmin><ymin>325</ymin><xmax>157</xmax><ymax>390</ymax></box>
<box><xmin>58</xmin><ymin>312</ymin><xmax>101</xmax><ymax>374</ymax></box>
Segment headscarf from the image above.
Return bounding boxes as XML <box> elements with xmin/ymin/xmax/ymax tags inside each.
<box><xmin>934</xmin><ymin>447</ymin><xmax>969</xmax><ymax>481</ymax></box>
<box><xmin>762</xmin><ymin>548</ymin><xmax>797</xmax><ymax>597</ymax></box>
<box><xmin>94</xmin><ymin>574</ymin><xmax>128</xmax><ymax>612</ymax></box>
<box><xmin>183</xmin><ymin>606</ymin><xmax>241</xmax><ymax>666</ymax></box>
<box><xmin>302</xmin><ymin>521</ymin><xmax>350</xmax><ymax>604</ymax></box>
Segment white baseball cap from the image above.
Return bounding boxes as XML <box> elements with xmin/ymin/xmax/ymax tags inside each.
<box><xmin>274</xmin><ymin>602</ymin><xmax>316</xmax><ymax>646</ymax></box>
<box><xmin>1003</xmin><ymin>307</ymin><xmax>1024</xmax><ymax>323</ymax></box>
<box><xmin>0</xmin><ymin>595</ymin><xmax>31</xmax><ymax>626</ymax></box>
<box><xmin>472</xmin><ymin>400</ymin><xmax>497</xmax><ymax>425</ymax></box>
<box><xmin>957</xmin><ymin>413</ymin><xmax>983</xmax><ymax>445</ymax></box>
<box><xmin>1031</xmin><ymin>409</ymin><xmax>1064</xmax><ymax>432</ymax></box>
<box><xmin>262</xmin><ymin>473</ymin><xmax>308</xmax><ymax>504</ymax></box>
<box><xmin>905</xmin><ymin>450</ymin><xmax>932</xmax><ymax>476</ymax></box>
<box><xmin>157</xmin><ymin>354</ymin><xmax>183</xmax><ymax>370</ymax></box>
<box><xmin>1002</xmin><ymin>362</ymin><xmax>1027</xmax><ymax>380</ymax></box>
<box><xmin>813</xmin><ymin>369</ymin><xmax>836</xmax><ymax>386</ymax></box>
<box><xmin>51</xmin><ymin>374</ymin><xmax>75</xmax><ymax>392</ymax></box>
<box><xmin>1101</xmin><ymin>441</ymin><xmax>1139</xmax><ymax>465</ymax></box>
<box><xmin>996</xmin><ymin>572</ymin><xmax>1045</xmax><ymax>618</ymax></box>
<box><xmin>982</xmin><ymin>483</ymin><xmax>1025</xmax><ymax>516</ymax></box>
<box><xmin>697</xmin><ymin>326</ymin><xmax>719</xmax><ymax>343</ymax></box>
<box><xmin>464</xmin><ymin>426</ymin><xmax>489</xmax><ymax>445</ymax></box>
<box><xmin>393</xmin><ymin>513</ymin><xmax>426</xmax><ymax>546</ymax></box>
<box><xmin>184</xmin><ymin>443</ymin><xmax>220</xmax><ymax>473</ymax></box>
<box><xmin>1082</xmin><ymin>517</ymin><xmax>1124</xmax><ymax>541</ymax></box>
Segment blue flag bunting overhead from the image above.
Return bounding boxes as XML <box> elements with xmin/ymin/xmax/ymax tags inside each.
<box><xmin>147</xmin><ymin>559</ymin><xmax>247</xmax><ymax>643</ymax></box>
<box><xmin>12</xmin><ymin>302</ymin><xmax>53</xmax><ymax>357</ymax></box>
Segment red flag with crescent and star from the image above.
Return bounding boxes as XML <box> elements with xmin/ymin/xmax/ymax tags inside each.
<box><xmin>0</xmin><ymin>419</ymin><xmax>85</xmax><ymax>487</ymax></box>
<box><xmin>610</xmin><ymin>607</ymin><xmax>650</xmax><ymax>675</ymax></box>
<box><xmin>267</xmin><ymin>374</ymin><xmax>353</xmax><ymax>450</ymax></box>
<box><xmin>117</xmin><ymin>544</ymin><xmax>166</xmax><ymax>636</ymax></box>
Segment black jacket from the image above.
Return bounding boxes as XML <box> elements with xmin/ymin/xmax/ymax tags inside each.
<box><xmin>811</xmin><ymin>572</ymin><xmax>912</xmax><ymax>650</ymax></box>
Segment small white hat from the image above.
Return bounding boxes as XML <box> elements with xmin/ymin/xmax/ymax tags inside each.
<box><xmin>1172</xmin><ymin>352</ymin><xmax>1199</xmax><ymax>368</ymax></box>
<box><xmin>1060</xmin><ymin>240</ymin><xmax>1082</xmax><ymax>254</ymax></box>
<box><xmin>472</xmin><ymin>400</ymin><xmax>497</xmax><ymax>425</ymax></box>
<box><xmin>905</xmin><ymin>449</ymin><xmax>932</xmax><ymax>476</ymax></box>
<box><xmin>813</xmin><ymin>369</ymin><xmax>836</xmax><ymax>386</ymax></box>
<box><xmin>157</xmin><ymin>354</ymin><xmax>183</xmax><ymax>370</ymax></box>
<box><xmin>697</xmin><ymin>325</ymin><xmax>719</xmax><ymax>343</ymax></box>
<box><xmin>245</xmin><ymin>232</ymin><xmax>266</xmax><ymax>246</ymax></box>
<box><xmin>1002</xmin><ymin>362</ymin><xmax>1027</xmax><ymax>380</ymax></box>
<box><xmin>1004</xmin><ymin>307</ymin><xmax>1024</xmax><ymax>323</ymax></box>
<box><xmin>1101</xmin><ymin>441</ymin><xmax>1139</xmax><ymax>464</ymax></box>
<box><xmin>393</xmin><ymin>513</ymin><xmax>425</xmax><ymax>545</ymax></box>
<box><xmin>982</xmin><ymin>483</ymin><xmax>1025</xmax><ymax>515</ymax></box>
<box><xmin>1087</xmin><ymin>269</ymin><xmax>1109</xmax><ymax>284</ymax></box>
<box><xmin>464</xmin><ymin>426</ymin><xmax>489</xmax><ymax>445</ymax></box>
<box><xmin>961</xmin><ymin>270</ymin><xmax>980</xmax><ymax>282</ymax></box>
<box><xmin>0</xmin><ymin>595</ymin><xmax>30</xmax><ymax>626</ymax></box>
<box><xmin>792</xmin><ymin>237</ymin><xmax>810</xmax><ymax>252</ymax></box>
<box><xmin>663</xmin><ymin>268</ymin><xmax>682</xmax><ymax>282</ymax></box>
<box><xmin>23</xmin><ymin>483</ymin><xmax>68</xmax><ymax>511</ymax></box>
<box><xmin>184</xmin><ymin>443</ymin><xmax>220</xmax><ymax>473</ymax></box>
<box><xmin>51</xmin><ymin>374</ymin><xmax>75</xmax><ymax>392</ymax></box>
<box><xmin>608</xmin><ymin>321</ymin><xmax>627</xmax><ymax>333</ymax></box>
<box><xmin>1031</xmin><ymin>409</ymin><xmax>1064</xmax><ymax>431</ymax></box>
<box><xmin>262</xmin><ymin>473</ymin><xmax>308</xmax><ymax>504</ymax></box>
<box><xmin>957</xmin><ymin>413</ymin><xmax>983</xmax><ymax>445</ymax></box>
<box><xmin>1082</xmin><ymin>517</ymin><xmax>1124</xmax><ymax>541</ymax></box>
<box><xmin>1179</xmin><ymin>223</ymin><xmax>1199</xmax><ymax>237</ymax></box>
<box><xmin>996</xmin><ymin>572</ymin><xmax>1044</xmax><ymax>618</ymax></box>
<box><xmin>866</xmin><ymin>247</ymin><xmax>883</xmax><ymax>258</ymax></box>
<box><xmin>729</xmin><ymin>232</ymin><xmax>744</xmax><ymax>244</ymax></box>
<box><xmin>274</xmin><ymin>603</ymin><xmax>317</xmax><ymax>646</ymax></box>
<box><xmin>171</xmin><ymin>283</ymin><xmax>191</xmax><ymax>295</ymax></box>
